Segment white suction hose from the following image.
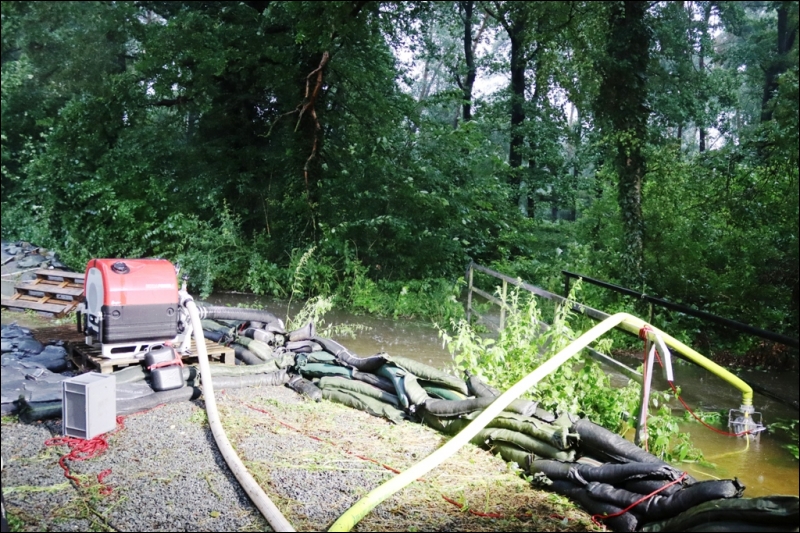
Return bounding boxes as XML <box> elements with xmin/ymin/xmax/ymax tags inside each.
<box><xmin>182</xmin><ymin>294</ymin><xmax>296</xmax><ymax>532</ymax></box>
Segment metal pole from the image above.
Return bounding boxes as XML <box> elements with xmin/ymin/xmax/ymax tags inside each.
<box><xmin>635</xmin><ymin>341</ymin><xmax>656</xmax><ymax>447</ymax></box>
<box><xmin>466</xmin><ymin>263</ymin><xmax>474</xmax><ymax>324</ymax></box>
<box><xmin>500</xmin><ymin>280</ymin><xmax>508</xmax><ymax>330</ymax></box>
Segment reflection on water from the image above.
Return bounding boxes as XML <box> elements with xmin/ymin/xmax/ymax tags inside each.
<box><xmin>209</xmin><ymin>292</ymin><xmax>800</xmax><ymax>497</ymax></box>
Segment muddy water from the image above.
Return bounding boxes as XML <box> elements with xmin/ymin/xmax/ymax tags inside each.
<box><xmin>209</xmin><ymin>293</ymin><xmax>800</xmax><ymax>498</ymax></box>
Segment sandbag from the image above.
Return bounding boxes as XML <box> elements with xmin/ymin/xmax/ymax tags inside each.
<box><xmin>572</xmin><ymin>417</ymin><xmax>675</xmax><ymax>467</ymax></box>
<box><xmin>288</xmin><ymin>322</ymin><xmax>316</xmax><ymax>342</ymax></box>
<box><xmin>530</xmin><ymin>459</ymin><xmax>683</xmax><ymax>485</ymax></box>
<box><xmin>243</xmin><ymin>328</ymin><xmax>276</xmax><ymax>345</ymax></box>
<box><xmin>352</xmin><ymin>369</ymin><xmax>395</xmax><ymax>394</ymax></box>
<box><xmin>314</xmin><ymin>337</ymin><xmax>387</xmax><ymax>372</ymax></box>
<box><xmin>321</xmin><ymin>388</ymin><xmax>408</xmax><ymax>425</ymax></box>
<box><xmin>286</xmin><ymin>376</ymin><xmax>323</xmax><ymax>401</ymax></box>
<box><xmin>209</xmin><ymin>370</ymin><xmax>290</xmax><ymax>389</ymax></box>
<box><xmin>402</xmin><ymin>374</ymin><xmax>429</xmax><ymax>407</ymax></box>
<box><xmin>201</xmin><ymin>320</ymin><xmax>234</xmax><ymax>333</ymax></box>
<box><xmin>463</xmin><ymin>411</ymin><xmax>575</xmax><ymax>451</ymax></box>
<box><xmin>318</xmin><ymin>376</ymin><xmax>401</xmax><ymax>408</ymax></box>
<box><xmin>231</xmin><ymin>343</ymin><xmax>263</xmax><ymax>366</ymax></box>
<box><xmin>386</xmin><ymin>355</ymin><xmax>468</xmax><ymax>396</ymax></box>
<box><xmin>622</xmin><ymin>478</ymin><xmax>683</xmax><ymax>497</ymax></box>
<box><xmin>640</xmin><ymin>495</ymin><xmax>799</xmax><ymax>532</ymax></box>
<box><xmin>375</xmin><ymin>365</ymin><xmax>410</xmax><ymax>410</ymax></box>
<box><xmin>235</xmin><ymin>336</ymin><xmax>273</xmax><ymax>361</ymax></box>
<box><xmin>548</xmin><ymin>479</ymin><xmax>638</xmax><ymax>532</ymax></box>
<box><xmin>466</xmin><ymin>374</ymin><xmax>554</xmax><ymax>420</ymax></box>
<box><xmin>586</xmin><ymin>478</ymin><xmax>745</xmax><ymax>522</ymax></box>
<box><xmin>298</xmin><ymin>363</ymin><xmax>353</xmax><ymax>380</ymax></box>
<box><xmin>490</xmin><ymin>443</ymin><xmax>532</xmax><ymax>469</ymax></box>
<box><xmin>419</xmin><ymin>381</ymin><xmax>466</xmax><ymax>401</ymax></box>
<box><xmin>473</xmin><ymin>428</ymin><xmax>575</xmax><ymax>462</ymax></box>
<box><xmin>685</xmin><ymin>522</ymin><xmax>800</xmax><ymax>532</ymax></box>
<box><xmin>285</xmin><ymin>340</ymin><xmax>322</xmax><ymax>353</ymax></box>
<box><xmin>203</xmin><ymin>329</ymin><xmax>227</xmax><ymax>343</ymax></box>
<box><xmin>423</xmin><ymin>396</ymin><xmax>495</xmax><ymax>417</ymax></box>
<box><xmin>307</xmin><ymin>351</ymin><xmax>337</xmax><ymax>364</ymax></box>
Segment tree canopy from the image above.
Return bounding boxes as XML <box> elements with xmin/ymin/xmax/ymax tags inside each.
<box><xmin>2</xmin><ymin>1</ymin><xmax>797</xmax><ymax>341</ymax></box>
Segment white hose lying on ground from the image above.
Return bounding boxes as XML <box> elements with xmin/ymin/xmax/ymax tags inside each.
<box><xmin>182</xmin><ymin>294</ymin><xmax>295</xmax><ymax>532</ymax></box>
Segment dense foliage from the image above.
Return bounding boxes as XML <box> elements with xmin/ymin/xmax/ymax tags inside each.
<box><xmin>2</xmin><ymin>1</ymin><xmax>798</xmax><ymax>347</ymax></box>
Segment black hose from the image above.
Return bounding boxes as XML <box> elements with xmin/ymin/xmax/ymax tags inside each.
<box><xmin>196</xmin><ymin>306</ymin><xmax>283</xmax><ymax>331</ymax></box>
<box><xmin>210</xmin><ymin>371</ymin><xmax>290</xmax><ymax>389</ymax></box>
<box><xmin>117</xmin><ymin>387</ymin><xmax>203</xmax><ymax>415</ymax></box>
<box><xmin>314</xmin><ymin>337</ymin><xmax>386</xmax><ymax>372</ymax></box>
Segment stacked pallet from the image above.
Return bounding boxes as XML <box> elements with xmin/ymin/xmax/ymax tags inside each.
<box><xmin>1</xmin><ymin>269</ymin><xmax>84</xmax><ymax>316</ymax></box>
<box><xmin>69</xmin><ymin>338</ymin><xmax>235</xmax><ymax>374</ymax></box>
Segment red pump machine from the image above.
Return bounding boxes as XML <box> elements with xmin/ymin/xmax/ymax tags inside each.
<box><xmin>79</xmin><ymin>258</ymin><xmax>180</xmax><ymax>358</ymax></box>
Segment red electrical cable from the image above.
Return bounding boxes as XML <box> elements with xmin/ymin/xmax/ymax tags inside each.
<box><xmin>591</xmin><ymin>472</ymin><xmax>687</xmax><ymax>527</ymax></box>
<box><xmin>45</xmin><ymin>404</ymin><xmax>165</xmax><ymax>494</ymax></box>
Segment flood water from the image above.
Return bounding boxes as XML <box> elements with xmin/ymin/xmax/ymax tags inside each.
<box><xmin>209</xmin><ymin>293</ymin><xmax>800</xmax><ymax>498</ymax></box>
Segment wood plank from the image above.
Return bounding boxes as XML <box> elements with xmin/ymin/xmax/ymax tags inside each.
<box><xmin>15</xmin><ymin>282</ymin><xmax>84</xmax><ymax>297</ymax></box>
<box><xmin>34</xmin><ymin>269</ymin><xmax>85</xmax><ymax>281</ymax></box>
<box><xmin>1</xmin><ymin>297</ymin><xmax>78</xmax><ymax>316</ymax></box>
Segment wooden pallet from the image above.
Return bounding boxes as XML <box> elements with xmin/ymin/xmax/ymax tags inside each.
<box><xmin>69</xmin><ymin>338</ymin><xmax>235</xmax><ymax>374</ymax></box>
<box><xmin>1</xmin><ymin>269</ymin><xmax>85</xmax><ymax>317</ymax></box>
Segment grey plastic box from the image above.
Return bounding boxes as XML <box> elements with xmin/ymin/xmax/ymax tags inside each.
<box><xmin>62</xmin><ymin>372</ymin><xmax>117</xmax><ymax>440</ymax></box>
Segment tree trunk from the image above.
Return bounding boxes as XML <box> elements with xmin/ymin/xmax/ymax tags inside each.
<box><xmin>509</xmin><ymin>27</ymin><xmax>526</xmax><ymax>215</ymax></box>
<box><xmin>762</xmin><ymin>1</ymin><xmax>797</xmax><ymax>123</ymax></box>
<box><xmin>460</xmin><ymin>0</ymin><xmax>477</xmax><ymax>122</ymax></box>
<box><xmin>595</xmin><ymin>1</ymin><xmax>651</xmax><ymax>287</ymax></box>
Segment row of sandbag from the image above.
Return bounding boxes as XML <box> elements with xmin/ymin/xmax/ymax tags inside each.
<box><xmin>528</xmin><ymin>457</ymin><xmax>797</xmax><ymax>532</ymax></box>
<box><xmin>254</xmin><ymin>328</ymin><xmax>589</xmax><ymax>465</ymax></box>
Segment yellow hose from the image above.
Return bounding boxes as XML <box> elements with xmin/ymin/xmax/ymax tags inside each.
<box><xmin>619</xmin><ymin>316</ymin><xmax>753</xmax><ymax>406</ymax></box>
<box><xmin>328</xmin><ymin>312</ymin><xmax>634</xmax><ymax>532</ymax></box>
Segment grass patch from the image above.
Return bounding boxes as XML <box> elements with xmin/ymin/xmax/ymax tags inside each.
<box><xmin>224</xmin><ymin>388</ymin><xmax>598</xmax><ymax>532</ymax></box>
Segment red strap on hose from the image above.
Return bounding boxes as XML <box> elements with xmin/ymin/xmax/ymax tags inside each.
<box><xmin>591</xmin><ymin>472</ymin><xmax>687</xmax><ymax>526</ymax></box>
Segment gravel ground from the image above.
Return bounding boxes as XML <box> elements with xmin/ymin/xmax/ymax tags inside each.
<box><xmin>1</xmin><ymin>381</ymin><xmax>599</xmax><ymax>533</ymax></box>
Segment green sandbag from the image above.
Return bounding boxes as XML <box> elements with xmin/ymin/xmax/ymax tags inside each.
<box><xmin>235</xmin><ymin>336</ymin><xmax>273</xmax><ymax>360</ymax></box>
<box><xmin>201</xmin><ymin>320</ymin><xmax>234</xmax><ymax>333</ymax></box>
<box><xmin>318</xmin><ymin>376</ymin><xmax>401</xmax><ymax>408</ymax></box>
<box><xmin>299</xmin><ymin>363</ymin><xmax>353</xmax><ymax>380</ymax></box>
<box><xmin>321</xmin><ymin>388</ymin><xmax>408</xmax><ymax>425</ymax></box>
<box><xmin>462</xmin><ymin>410</ymin><xmax>575</xmax><ymax>451</ymax></box>
<box><xmin>640</xmin><ymin>496</ymin><xmax>800</xmax><ymax>532</ymax></box>
<box><xmin>402</xmin><ymin>374</ymin><xmax>429</xmax><ymax>407</ymax></box>
<box><xmin>376</xmin><ymin>365</ymin><xmax>410</xmax><ymax>410</ymax></box>
<box><xmin>307</xmin><ymin>350</ymin><xmax>336</xmax><ymax>363</ymax></box>
<box><xmin>384</xmin><ymin>355</ymin><xmax>468</xmax><ymax>396</ymax></box>
<box><xmin>475</xmin><ymin>428</ymin><xmax>575</xmax><ymax>462</ymax></box>
<box><xmin>419</xmin><ymin>380</ymin><xmax>466</xmax><ymax>401</ymax></box>
<box><xmin>491</xmin><ymin>443</ymin><xmax>532</xmax><ymax>470</ymax></box>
